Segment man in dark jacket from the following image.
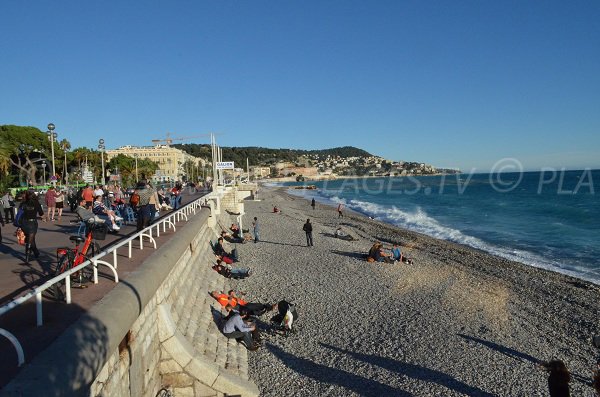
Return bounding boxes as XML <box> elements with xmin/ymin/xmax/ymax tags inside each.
<box><xmin>302</xmin><ymin>218</ymin><xmax>313</xmax><ymax>247</ymax></box>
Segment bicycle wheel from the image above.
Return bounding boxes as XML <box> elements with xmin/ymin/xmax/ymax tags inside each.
<box><xmin>52</xmin><ymin>254</ymin><xmax>72</xmax><ymax>301</ymax></box>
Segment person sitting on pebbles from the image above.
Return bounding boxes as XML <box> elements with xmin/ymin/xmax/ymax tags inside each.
<box><xmin>212</xmin><ymin>259</ymin><xmax>251</xmax><ymax>279</ymax></box>
<box><xmin>391</xmin><ymin>243</ymin><xmax>414</xmax><ymax>264</ymax></box>
<box><xmin>221</xmin><ymin>230</ymin><xmax>245</xmax><ymax>244</ymax></box>
<box><xmin>221</xmin><ymin>305</ymin><xmax>261</xmax><ymax>351</ymax></box>
<box><xmin>334</xmin><ymin>226</ymin><xmax>356</xmax><ymax>241</ymax></box>
<box><xmin>210</xmin><ymin>290</ymin><xmax>273</xmax><ymax>316</ymax></box>
<box><xmin>367</xmin><ymin>241</ymin><xmax>394</xmax><ymax>264</ymax></box>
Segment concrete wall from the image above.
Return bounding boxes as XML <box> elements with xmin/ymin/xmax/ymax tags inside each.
<box><xmin>1</xmin><ymin>206</ymin><xmax>258</xmax><ymax>397</ymax></box>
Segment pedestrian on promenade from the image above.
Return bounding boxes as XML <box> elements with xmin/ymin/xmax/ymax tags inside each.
<box><xmin>311</xmin><ymin>198</ymin><xmax>316</xmax><ymax>210</ymax></box>
<box><xmin>82</xmin><ymin>185</ymin><xmax>94</xmax><ymax>209</ymax></box>
<box><xmin>337</xmin><ymin>203</ymin><xmax>344</xmax><ymax>218</ymax></box>
<box><xmin>303</xmin><ymin>218</ymin><xmax>313</xmax><ymax>247</ymax></box>
<box><xmin>1</xmin><ymin>191</ymin><xmax>15</xmax><ymax>224</ymax></box>
<box><xmin>19</xmin><ymin>190</ymin><xmax>44</xmax><ymax>262</ymax></box>
<box><xmin>45</xmin><ymin>186</ymin><xmax>59</xmax><ymax>221</ymax></box>
<box><xmin>252</xmin><ymin>217</ymin><xmax>260</xmax><ymax>243</ymax></box>
<box><xmin>135</xmin><ymin>181</ymin><xmax>156</xmax><ymax>231</ymax></box>
<box><xmin>55</xmin><ymin>189</ymin><xmax>65</xmax><ymax>221</ymax></box>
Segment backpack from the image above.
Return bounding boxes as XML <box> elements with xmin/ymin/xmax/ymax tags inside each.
<box><xmin>129</xmin><ymin>192</ymin><xmax>140</xmax><ymax>207</ymax></box>
<box><xmin>13</xmin><ymin>207</ymin><xmax>24</xmax><ymax>227</ymax></box>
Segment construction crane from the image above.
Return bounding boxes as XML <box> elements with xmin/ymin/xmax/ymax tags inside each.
<box><xmin>151</xmin><ymin>132</ymin><xmax>218</xmax><ymax>146</ymax></box>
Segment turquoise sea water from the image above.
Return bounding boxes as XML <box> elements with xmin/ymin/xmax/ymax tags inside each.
<box><xmin>280</xmin><ymin>170</ymin><xmax>600</xmax><ymax>283</ymax></box>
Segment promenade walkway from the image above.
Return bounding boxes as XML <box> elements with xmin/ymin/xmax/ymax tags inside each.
<box><xmin>0</xmin><ymin>190</ymin><xmax>207</xmax><ymax>388</ymax></box>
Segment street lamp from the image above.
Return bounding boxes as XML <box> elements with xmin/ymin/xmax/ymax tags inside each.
<box><xmin>62</xmin><ymin>143</ymin><xmax>69</xmax><ymax>185</ymax></box>
<box><xmin>98</xmin><ymin>139</ymin><xmax>105</xmax><ymax>185</ymax></box>
<box><xmin>41</xmin><ymin>161</ymin><xmax>47</xmax><ymax>186</ymax></box>
<box><xmin>47</xmin><ymin>123</ymin><xmax>57</xmax><ymax>182</ymax></box>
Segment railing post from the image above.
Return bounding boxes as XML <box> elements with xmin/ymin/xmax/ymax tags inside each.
<box><xmin>93</xmin><ymin>259</ymin><xmax>99</xmax><ymax>284</ymax></box>
<box><xmin>113</xmin><ymin>250</ymin><xmax>118</xmax><ymax>269</ymax></box>
<box><xmin>35</xmin><ymin>292</ymin><xmax>43</xmax><ymax>327</ymax></box>
<box><xmin>65</xmin><ymin>277</ymin><xmax>71</xmax><ymax>304</ymax></box>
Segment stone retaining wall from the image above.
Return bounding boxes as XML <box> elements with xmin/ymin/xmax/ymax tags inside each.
<box><xmin>1</xmin><ymin>203</ymin><xmax>258</xmax><ymax>397</ymax></box>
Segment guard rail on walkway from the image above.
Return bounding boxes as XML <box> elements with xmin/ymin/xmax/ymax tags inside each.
<box><xmin>0</xmin><ymin>191</ymin><xmax>220</xmax><ymax>367</ymax></box>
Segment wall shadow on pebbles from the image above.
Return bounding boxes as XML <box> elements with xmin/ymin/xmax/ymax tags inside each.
<box><xmin>320</xmin><ymin>343</ymin><xmax>497</xmax><ymax>397</ymax></box>
<box><xmin>266</xmin><ymin>344</ymin><xmax>411</xmax><ymax>397</ymax></box>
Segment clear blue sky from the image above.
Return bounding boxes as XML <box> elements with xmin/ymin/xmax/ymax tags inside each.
<box><xmin>1</xmin><ymin>1</ymin><xmax>599</xmax><ymax>172</ymax></box>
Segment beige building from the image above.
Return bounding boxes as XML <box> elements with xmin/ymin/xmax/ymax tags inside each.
<box><xmin>281</xmin><ymin>167</ymin><xmax>319</xmax><ymax>177</ymax></box>
<box><xmin>249</xmin><ymin>166</ymin><xmax>271</xmax><ymax>179</ymax></box>
<box><xmin>106</xmin><ymin>145</ymin><xmax>206</xmax><ymax>182</ymax></box>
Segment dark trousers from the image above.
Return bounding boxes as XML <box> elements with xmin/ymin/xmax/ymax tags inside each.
<box><xmin>223</xmin><ymin>329</ymin><xmax>259</xmax><ymax>349</ymax></box>
<box><xmin>136</xmin><ymin>205</ymin><xmax>152</xmax><ymax>231</ymax></box>
<box><xmin>305</xmin><ymin>232</ymin><xmax>313</xmax><ymax>246</ymax></box>
<box><xmin>4</xmin><ymin>208</ymin><xmax>14</xmax><ymax>223</ymax></box>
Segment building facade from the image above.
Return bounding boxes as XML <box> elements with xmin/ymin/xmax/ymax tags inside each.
<box><xmin>106</xmin><ymin>145</ymin><xmax>206</xmax><ymax>183</ymax></box>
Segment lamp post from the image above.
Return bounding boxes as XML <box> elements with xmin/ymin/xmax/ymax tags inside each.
<box><xmin>98</xmin><ymin>139</ymin><xmax>105</xmax><ymax>185</ymax></box>
<box><xmin>41</xmin><ymin>161</ymin><xmax>47</xmax><ymax>186</ymax></box>
<box><xmin>62</xmin><ymin>144</ymin><xmax>69</xmax><ymax>186</ymax></box>
<box><xmin>47</xmin><ymin>123</ymin><xmax>57</xmax><ymax>182</ymax></box>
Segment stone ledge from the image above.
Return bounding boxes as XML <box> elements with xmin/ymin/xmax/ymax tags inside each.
<box><xmin>158</xmin><ymin>303</ymin><xmax>259</xmax><ymax>397</ymax></box>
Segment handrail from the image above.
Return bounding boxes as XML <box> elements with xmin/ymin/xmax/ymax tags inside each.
<box><xmin>0</xmin><ymin>192</ymin><xmax>212</xmax><ymax>367</ymax></box>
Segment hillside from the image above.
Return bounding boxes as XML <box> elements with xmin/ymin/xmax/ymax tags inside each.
<box><xmin>173</xmin><ymin>144</ymin><xmax>371</xmax><ymax>167</ymax></box>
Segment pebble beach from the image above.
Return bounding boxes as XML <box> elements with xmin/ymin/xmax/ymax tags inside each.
<box><xmin>227</xmin><ymin>186</ymin><xmax>600</xmax><ymax>396</ymax></box>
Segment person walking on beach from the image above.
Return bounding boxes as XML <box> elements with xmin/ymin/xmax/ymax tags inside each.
<box><xmin>311</xmin><ymin>198</ymin><xmax>316</xmax><ymax>210</ymax></box>
<box><xmin>541</xmin><ymin>360</ymin><xmax>571</xmax><ymax>397</ymax></box>
<box><xmin>337</xmin><ymin>203</ymin><xmax>344</xmax><ymax>218</ymax></box>
<box><xmin>303</xmin><ymin>218</ymin><xmax>313</xmax><ymax>247</ymax></box>
<box><xmin>252</xmin><ymin>217</ymin><xmax>260</xmax><ymax>243</ymax></box>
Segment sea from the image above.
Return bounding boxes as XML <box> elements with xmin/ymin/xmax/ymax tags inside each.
<box><xmin>278</xmin><ymin>169</ymin><xmax>600</xmax><ymax>284</ymax></box>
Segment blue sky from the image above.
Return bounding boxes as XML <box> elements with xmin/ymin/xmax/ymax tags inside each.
<box><xmin>1</xmin><ymin>1</ymin><xmax>599</xmax><ymax>172</ymax></box>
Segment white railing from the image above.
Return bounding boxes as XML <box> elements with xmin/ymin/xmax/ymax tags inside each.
<box><xmin>0</xmin><ymin>192</ymin><xmax>213</xmax><ymax>367</ymax></box>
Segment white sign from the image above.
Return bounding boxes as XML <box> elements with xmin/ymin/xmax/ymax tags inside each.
<box><xmin>216</xmin><ymin>161</ymin><xmax>235</xmax><ymax>170</ymax></box>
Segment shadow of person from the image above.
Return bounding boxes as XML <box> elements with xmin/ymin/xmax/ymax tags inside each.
<box><xmin>457</xmin><ymin>334</ymin><xmax>541</xmax><ymax>365</ymax></box>
<box><xmin>259</xmin><ymin>240</ymin><xmax>305</xmax><ymax>248</ymax></box>
<box><xmin>320</xmin><ymin>342</ymin><xmax>496</xmax><ymax>397</ymax></box>
<box><xmin>330</xmin><ymin>250</ymin><xmax>366</xmax><ymax>260</ymax></box>
<box><xmin>266</xmin><ymin>344</ymin><xmax>412</xmax><ymax>397</ymax></box>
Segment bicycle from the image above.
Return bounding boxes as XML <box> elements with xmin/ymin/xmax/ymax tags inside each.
<box><xmin>51</xmin><ymin>219</ymin><xmax>106</xmax><ymax>301</ymax></box>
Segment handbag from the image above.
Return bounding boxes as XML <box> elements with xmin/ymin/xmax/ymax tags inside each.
<box><xmin>15</xmin><ymin>228</ymin><xmax>26</xmax><ymax>245</ymax></box>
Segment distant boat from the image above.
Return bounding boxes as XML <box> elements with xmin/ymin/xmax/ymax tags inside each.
<box><xmin>294</xmin><ymin>185</ymin><xmax>317</xmax><ymax>190</ymax></box>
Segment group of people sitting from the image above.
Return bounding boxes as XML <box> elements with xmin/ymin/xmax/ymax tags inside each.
<box><xmin>210</xmin><ymin>290</ymin><xmax>298</xmax><ymax>351</ymax></box>
<box><xmin>367</xmin><ymin>241</ymin><xmax>413</xmax><ymax>264</ymax></box>
<box><xmin>211</xmin><ymin>234</ymin><xmax>252</xmax><ymax>279</ymax></box>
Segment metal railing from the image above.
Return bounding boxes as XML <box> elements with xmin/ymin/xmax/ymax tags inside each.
<box><xmin>0</xmin><ymin>192</ymin><xmax>217</xmax><ymax>367</ymax></box>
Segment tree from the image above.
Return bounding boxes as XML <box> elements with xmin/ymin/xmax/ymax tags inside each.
<box><xmin>0</xmin><ymin>125</ymin><xmax>53</xmax><ymax>185</ymax></box>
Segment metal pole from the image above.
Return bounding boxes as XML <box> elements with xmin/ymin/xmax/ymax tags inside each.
<box><xmin>101</xmin><ymin>151</ymin><xmax>105</xmax><ymax>185</ymax></box>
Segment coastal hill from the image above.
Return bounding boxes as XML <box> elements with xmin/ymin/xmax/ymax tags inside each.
<box><xmin>174</xmin><ymin>143</ymin><xmax>459</xmax><ymax>177</ymax></box>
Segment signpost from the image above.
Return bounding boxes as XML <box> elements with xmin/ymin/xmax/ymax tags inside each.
<box><xmin>216</xmin><ymin>161</ymin><xmax>235</xmax><ymax>170</ymax></box>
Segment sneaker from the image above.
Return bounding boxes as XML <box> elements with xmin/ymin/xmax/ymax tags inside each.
<box><xmin>112</xmin><ymin>225</ymin><xmax>120</xmax><ymax>231</ymax></box>
<box><xmin>115</xmin><ymin>216</ymin><xmax>123</xmax><ymax>221</ymax></box>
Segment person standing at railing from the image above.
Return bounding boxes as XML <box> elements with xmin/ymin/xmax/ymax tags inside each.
<box><xmin>19</xmin><ymin>190</ymin><xmax>44</xmax><ymax>262</ymax></box>
<box><xmin>135</xmin><ymin>180</ymin><xmax>156</xmax><ymax>231</ymax></box>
